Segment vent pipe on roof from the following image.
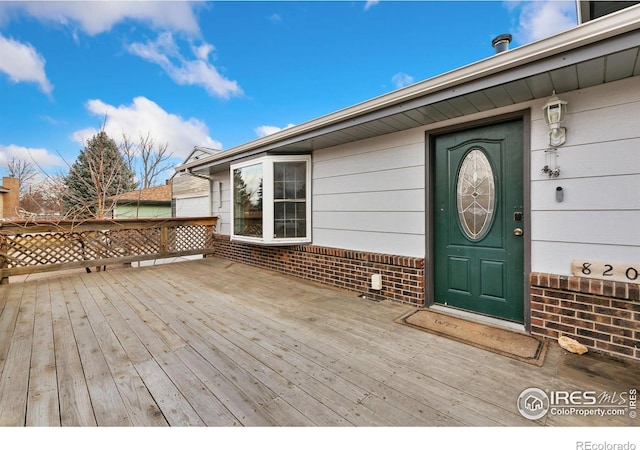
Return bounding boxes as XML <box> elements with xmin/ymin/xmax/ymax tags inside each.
<box><xmin>491</xmin><ymin>33</ymin><xmax>512</xmax><ymax>54</ymax></box>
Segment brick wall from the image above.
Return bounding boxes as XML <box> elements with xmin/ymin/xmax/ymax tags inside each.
<box><xmin>212</xmin><ymin>235</ymin><xmax>425</xmax><ymax>306</ymax></box>
<box><xmin>530</xmin><ymin>272</ymin><xmax>640</xmax><ymax>361</ymax></box>
<box><xmin>1</xmin><ymin>177</ymin><xmax>20</xmax><ymax>219</ymax></box>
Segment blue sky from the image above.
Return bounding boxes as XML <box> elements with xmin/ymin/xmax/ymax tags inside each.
<box><xmin>0</xmin><ymin>1</ymin><xmax>578</xmax><ymax>182</ymax></box>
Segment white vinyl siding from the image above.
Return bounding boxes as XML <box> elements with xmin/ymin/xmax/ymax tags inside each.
<box><xmin>312</xmin><ymin>129</ymin><xmax>425</xmax><ymax>257</ymax></box>
<box><xmin>172</xmin><ymin>173</ymin><xmax>209</xmax><ymax>197</ymax></box>
<box><xmin>211</xmin><ymin>172</ymin><xmax>231</xmax><ymax>236</ymax></box>
<box><xmin>172</xmin><ymin>172</ymin><xmax>211</xmax><ymax>218</ymax></box>
<box><xmin>529</xmin><ymin>76</ymin><xmax>640</xmax><ymax>275</ymax></box>
<box><xmin>175</xmin><ymin>195</ymin><xmax>209</xmax><ymax>217</ymax></box>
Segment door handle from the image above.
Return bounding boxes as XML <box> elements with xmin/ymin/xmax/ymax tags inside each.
<box><xmin>514</xmin><ymin>228</ymin><xmax>523</xmax><ymax>236</ymax></box>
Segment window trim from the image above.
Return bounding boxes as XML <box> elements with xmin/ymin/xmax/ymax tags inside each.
<box><xmin>230</xmin><ymin>154</ymin><xmax>312</xmax><ymax>245</ymax></box>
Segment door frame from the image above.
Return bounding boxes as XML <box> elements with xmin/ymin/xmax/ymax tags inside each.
<box><xmin>424</xmin><ymin>110</ymin><xmax>532</xmax><ymax>331</ymax></box>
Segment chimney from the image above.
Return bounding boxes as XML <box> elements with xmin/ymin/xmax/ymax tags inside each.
<box><xmin>492</xmin><ymin>34</ymin><xmax>512</xmax><ymax>54</ymax></box>
<box><xmin>2</xmin><ymin>177</ymin><xmax>20</xmax><ymax>219</ymax></box>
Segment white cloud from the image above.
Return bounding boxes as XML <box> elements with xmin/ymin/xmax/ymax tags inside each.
<box><xmin>392</xmin><ymin>72</ymin><xmax>414</xmax><ymax>89</ymax></box>
<box><xmin>73</xmin><ymin>97</ymin><xmax>222</xmax><ymax>159</ymax></box>
<box><xmin>512</xmin><ymin>1</ymin><xmax>577</xmax><ymax>44</ymax></box>
<box><xmin>0</xmin><ymin>2</ymin><xmax>201</xmax><ymax>36</ymax></box>
<box><xmin>193</xmin><ymin>42</ymin><xmax>215</xmax><ymax>61</ymax></box>
<box><xmin>254</xmin><ymin>124</ymin><xmax>295</xmax><ymax>138</ymax></box>
<box><xmin>128</xmin><ymin>32</ymin><xmax>243</xmax><ymax>99</ymax></box>
<box><xmin>364</xmin><ymin>1</ymin><xmax>380</xmax><ymax>11</ymax></box>
<box><xmin>0</xmin><ymin>144</ymin><xmax>65</xmax><ymax>168</ymax></box>
<box><xmin>269</xmin><ymin>13</ymin><xmax>282</xmax><ymax>24</ymax></box>
<box><xmin>0</xmin><ymin>34</ymin><xmax>53</xmax><ymax>94</ymax></box>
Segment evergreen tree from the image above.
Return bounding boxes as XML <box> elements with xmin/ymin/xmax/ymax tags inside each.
<box><xmin>63</xmin><ymin>131</ymin><xmax>136</xmax><ymax>218</ymax></box>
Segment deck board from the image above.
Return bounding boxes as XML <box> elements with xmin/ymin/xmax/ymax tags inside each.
<box><xmin>61</xmin><ymin>276</ymin><xmax>132</xmax><ymax>426</ymax></box>
<box><xmin>0</xmin><ymin>257</ymin><xmax>638</xmax><ymax>427</ymax></box>
<box><xmin>133</xmin><ymin>358</ymin><xmax>205</xmax><ymax>426</ymax></box>
<box><xmin>0</xmin><ymin>282</ymin><xmax>35</xmax><ymax>426</ymax></box>
<box><xmin>107</xmin><ymin>270</ymin><xmax>288</xmax><ymax>425</ymax></box>
<box><xmin>158</xmin><ymin>264</ymin><xmax>463</xmax><ymax>426</ymax></box>
<box><xmin>0</xmin><ymin>282</ymin><xmax>23</xmax><ymax>377</ymax></box>
<box><xmin>126</xmin><ymin>272</ymin><xmax>353</xmax><ymax>426</ymax></box>
<box><xmin>169</xmin><ymin>262</ymin><xmax>515</xmax><ymax>425</ymax></box>
<box><xmin>124</xmin><ymin>266</ymin><xmax>353</xmax><ymax>426</ymax></box>
<box><xmin>26</xmin><ymin>280</ymin><xmax>59</xmax><ymax>426</ymax></box>
<box><xmin>50</xmin><ymin>278</ymin><xmax>97</xmax><ymax>426</ymax></box>
<box><xmin>74</xmin><ymin>276</ymin><xmax>168</xmax><ymax>426</ymax></box>
<box><xmin>90</xmin><ymin>273</ymin><xmax>236</xmax><ymax>426</ymax></box>
<box><xmin>134</xmin><ymin>264</ymin><xmax>436</xmax><ymax>426</ymax></box>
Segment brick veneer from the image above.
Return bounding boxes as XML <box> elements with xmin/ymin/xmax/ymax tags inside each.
<box><xmin>1</xmin><ymin>177</ymin><xmax>20</xmax><ymax>219</ymax></box>
<box><xmin>530</xmin><ymin>272</ymin><xmax>640</xmax><ymax>361</ymax></box>
<box><xmin>212</xmin><ymin>235</ymin><xmax>425</xmax><ymax>305</ymax></box>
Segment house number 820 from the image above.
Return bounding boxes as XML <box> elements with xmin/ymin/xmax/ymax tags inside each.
<box><xmin>571</xmin><ymin>259</ymin><xmax>640</xmax><ymax>283</ymax></box>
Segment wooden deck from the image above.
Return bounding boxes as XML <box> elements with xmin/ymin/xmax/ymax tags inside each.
<box><xmin>0</xmin><ymin>257</ymin><xmax>637</xmax><ymax>427</ymax></box>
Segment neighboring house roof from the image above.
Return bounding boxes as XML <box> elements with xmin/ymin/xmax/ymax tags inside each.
<box><xmin>110</xmin><ymin>184</ymin><xmax>172</xmax><ymax>205</ymax></box>
<box><xmin>178</xmin><ymin>3</ymin><xmax>640</xmax><ymax>174</ymax></box>
<box><xmin>191</xmin><ymin>146</ymin><xmax>222</xmax><ymax>160</ymax></box>
<box><xmin>0</xmin><ymin>185</ymin><xmax>9</xmax><ymax>193</ymax></box>
<box><xmin>182</xmin><ymin>146</ymin><xmax>222</xmax><ymax>165</ymax></box>
<box><xmin>171</xmin><ymin>146</ymin><xmax>222</xmax><ymax>180</ymax></box>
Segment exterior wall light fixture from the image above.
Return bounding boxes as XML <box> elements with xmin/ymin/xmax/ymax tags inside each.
<box><xmin>543</xmin><ymin>91</ymin><xmax>568</xmax><ymax>147</ymax></box>
<box><xmin>541</xmin><ymin>91</ymin><xmax>568</xmax><ymax>178</ymax></box>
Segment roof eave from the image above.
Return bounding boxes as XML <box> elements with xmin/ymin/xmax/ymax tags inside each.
<box><xmin>177</xmin><ymin>3</ymin><xmax>640</xmax><ymax>173</ymax></box>
<box><xmin>115</xmin><ymin>200</ymin><xmax>171</xmax><ymax>206</ymax></box>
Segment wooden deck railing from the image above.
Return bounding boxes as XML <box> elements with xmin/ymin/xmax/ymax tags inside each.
<box><xmin>0</xmin><ymin>217</ymin><xmax>217</xmax><ymax>283</ymax></box>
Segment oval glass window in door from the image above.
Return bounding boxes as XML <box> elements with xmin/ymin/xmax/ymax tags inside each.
<box><xmin>456</xmin><ymin>149</ymin><xmax>495</xmax><ymax>240</ymax></box>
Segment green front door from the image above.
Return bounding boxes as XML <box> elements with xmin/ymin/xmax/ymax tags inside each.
<box><xmin>433</xmin><ymin>120</ymin><xmax>524</xmax><ymax>323</ymax></box>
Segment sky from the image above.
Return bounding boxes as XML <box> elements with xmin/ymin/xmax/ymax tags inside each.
<box><xmin>0</xmin><ymin>0</ymin><xmax>578</xmax><ymax>184</ymax></box>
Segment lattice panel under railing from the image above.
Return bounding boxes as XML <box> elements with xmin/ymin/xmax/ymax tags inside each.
<box><xmin>3</xmin><ymin>233</ymin><xmax>87</xmax><ymax>267</ymax></box>
<box><xmin>0</xmin><ymin>225</ymin><xmax>215</xmax><ymax>269</ymax></box>
<box><xmin>104</xmin><ymin>228</ymin><xmax>161</xmax><ymax>256</ymax></box>
<box><xmin>169</xmin><ymin>225</ymin><xmax>214</xmax><ymax>252</ymax></box>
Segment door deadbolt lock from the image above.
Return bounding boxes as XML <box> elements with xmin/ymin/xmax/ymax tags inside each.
<box><xmin>513</xmin><ymin>228</ymin><xmax>524</xmax><ymax>236</ymax></box>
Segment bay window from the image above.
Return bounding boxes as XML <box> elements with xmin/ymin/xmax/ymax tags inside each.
<box><xmin>231</xmin><ymin>155</ymin><xmax>311</xmax><ymax>245</ymax></box>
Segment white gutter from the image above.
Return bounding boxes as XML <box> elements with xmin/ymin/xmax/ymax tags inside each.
<box><xmin>178</xmin><ymin>3</ymin><xmax>640</xmax><ymax>172</ymax></box>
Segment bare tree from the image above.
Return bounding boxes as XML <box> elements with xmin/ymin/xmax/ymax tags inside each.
<box><xmin>20</xmin><ymin>175</ymin><xmax>66</xmax><ymax>218</ymax></box>
<box><xmin>6</xmin><ymin>157</ymin><xmax>37</xmax><ymax>192</ymax></box>
<box><xmin>121</xmin><ymin>132</ymin><xmax>173</xmax><ymax>190</ymax></box>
